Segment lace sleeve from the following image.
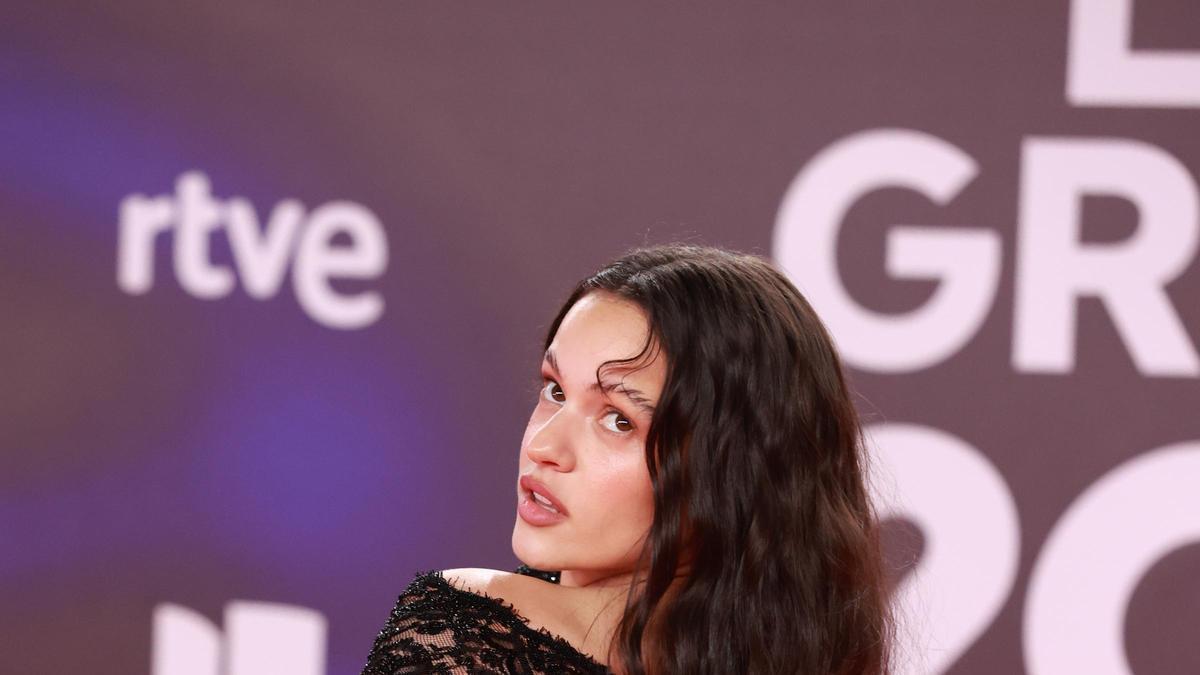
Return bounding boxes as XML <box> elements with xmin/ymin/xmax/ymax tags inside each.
<box><xmin>361</xmin><ymin>570</ymin><xmax>470</xmax><ymax>674</ymax></box>
<box><xmin>361</xmin><ymin>569</ymin><xmax>611</xmax><ymax>675</ymax></box>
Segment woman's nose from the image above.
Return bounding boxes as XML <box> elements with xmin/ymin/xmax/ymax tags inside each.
<box><xmin>524</xmin><ymin>407</ymin><xmax>576</xmax><ymax>470</ymax></box>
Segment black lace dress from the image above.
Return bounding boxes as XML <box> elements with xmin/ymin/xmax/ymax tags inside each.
<box><xmin>361</xmin><ymin>565</ymin><xmax>613</xmax><ymax>674</ymax></box>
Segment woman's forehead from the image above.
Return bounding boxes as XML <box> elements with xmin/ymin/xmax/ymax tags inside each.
<box><xmin>548</xmin><ymin>294</ymin><xmax>664</xmax><ymax>380</ymax></box>
<box><xmin>556</xmin><ymin>294</ymin><xmax>647</xmax><ymax>347</ymax></box>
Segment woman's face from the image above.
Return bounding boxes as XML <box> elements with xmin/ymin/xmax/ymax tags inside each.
<box><xmin>512</xmin><ymin>291</ymin><xmax>667</xmax><ymax>586</ymax></box>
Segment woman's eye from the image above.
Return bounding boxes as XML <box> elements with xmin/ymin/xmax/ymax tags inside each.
<box><xmin>540</xmin><ymin>379</ymin><xmax>633</xmax><ymax>434</ymax></box>
<box><xmin>541</xmin><ymin>379</ymin><xmax>565</xmax><ymax>403</ymax></box>
<box><xmin>601</xmin><ymin>411</ymin><xmax>635</xmax><ymax>434</ymax></box>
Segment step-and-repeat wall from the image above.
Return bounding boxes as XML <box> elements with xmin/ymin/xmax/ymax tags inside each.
<box><xmin>4</xmin><ymin>2</ymin><xmax>1198</xmax><ymax>673</ymax></box>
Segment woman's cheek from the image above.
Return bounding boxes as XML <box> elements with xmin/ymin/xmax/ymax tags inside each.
<box><xmin>599</xmin><ymin>456</ymin><xmax>655</xmax><ymax>517</ymax></box>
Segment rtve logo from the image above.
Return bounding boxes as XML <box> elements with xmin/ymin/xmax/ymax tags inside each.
<box><xmin>117</xmin><ymin>172</ymin><xmax>388</xmax><ymax>329</ymax></box>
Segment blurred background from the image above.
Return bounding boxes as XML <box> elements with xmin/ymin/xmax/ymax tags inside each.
<box><xmin>2</xmin><ymin>2</ymin><xmax>1198</xmax><ymax>673</ymax></box>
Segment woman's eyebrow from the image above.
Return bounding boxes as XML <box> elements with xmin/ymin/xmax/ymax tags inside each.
<box><xmin>543</xmin><ymin>348</ymin><xmax>561</xmax><ymax>374</ymax></box>
<box><xmin>599</xmin><ymin>381</ymin><xmax>657</xmax><ymax>417</ymax></box>
<box><xmin>544</xmin><ymin>348</ymin><xmax>657</xmax><ymax>416</ymax></box>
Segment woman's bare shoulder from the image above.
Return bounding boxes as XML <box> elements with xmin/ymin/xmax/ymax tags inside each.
<box><xmin>439</xmin><ymin>567</ymin><xmax>564</xmax><ymax>613</ymax></box>
<box><xmin>439</xmin><ymin>567</ymin><xmax>508</xmax><ymax>592</ymax></box>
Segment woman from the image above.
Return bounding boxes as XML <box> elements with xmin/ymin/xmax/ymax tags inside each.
<box><xmin>362</xmin><ymin>244</ymin><xmax>895</xmax><ymax>674</ymax></box>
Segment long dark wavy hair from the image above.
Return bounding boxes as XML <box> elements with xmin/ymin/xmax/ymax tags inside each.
<box><xmin>539</xmin><ymin>244</ymin><xmax>894</xmax><ymax>675</ymax></box>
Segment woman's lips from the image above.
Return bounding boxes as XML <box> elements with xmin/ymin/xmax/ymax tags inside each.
<box><xmin>518</xmin><ymin>492</ymin><xmax>567</xmax><ymax>526</ymax></box>
<box><xmin>519</xmin><ymin>475</ymin><xmax>568</xmax><ymax>514</ymax></box>
<box><xmin>518</xmin><ymin>475</ymin><xmax>568</xmax><ymax>526</ymax></box>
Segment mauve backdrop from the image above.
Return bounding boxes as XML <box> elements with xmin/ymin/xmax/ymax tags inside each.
<box><xmin>2</xmin><ymin>2</ymin><xmax>1199</xmax><ymax>674</ymax></box>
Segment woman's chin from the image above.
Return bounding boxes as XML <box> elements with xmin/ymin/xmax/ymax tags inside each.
<box><xmin>511</xmin><ymin>529</ymin><xmax>559</xmax><ymax>569</ymax></box>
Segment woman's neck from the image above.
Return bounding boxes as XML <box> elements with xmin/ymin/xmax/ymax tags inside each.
<box><xmin>559</xmin><ymin>556</ymin><xmax>692</xmax><ymax>590</ymax></box>
<box><xmin>558</xmin><ymin>568</ymin><xmax>638</xmax><ymax>589</ymax></box>
<box><xmin>554</xmin><ymin>566</ymin><xmax>691</xmax><ymax>675</ymax></box>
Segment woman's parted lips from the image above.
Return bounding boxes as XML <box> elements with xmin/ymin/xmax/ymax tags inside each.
<box><xmin>519</xmin><ymin>474</ymin><xmax>568</xmax><ymax>515</ymax></box>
